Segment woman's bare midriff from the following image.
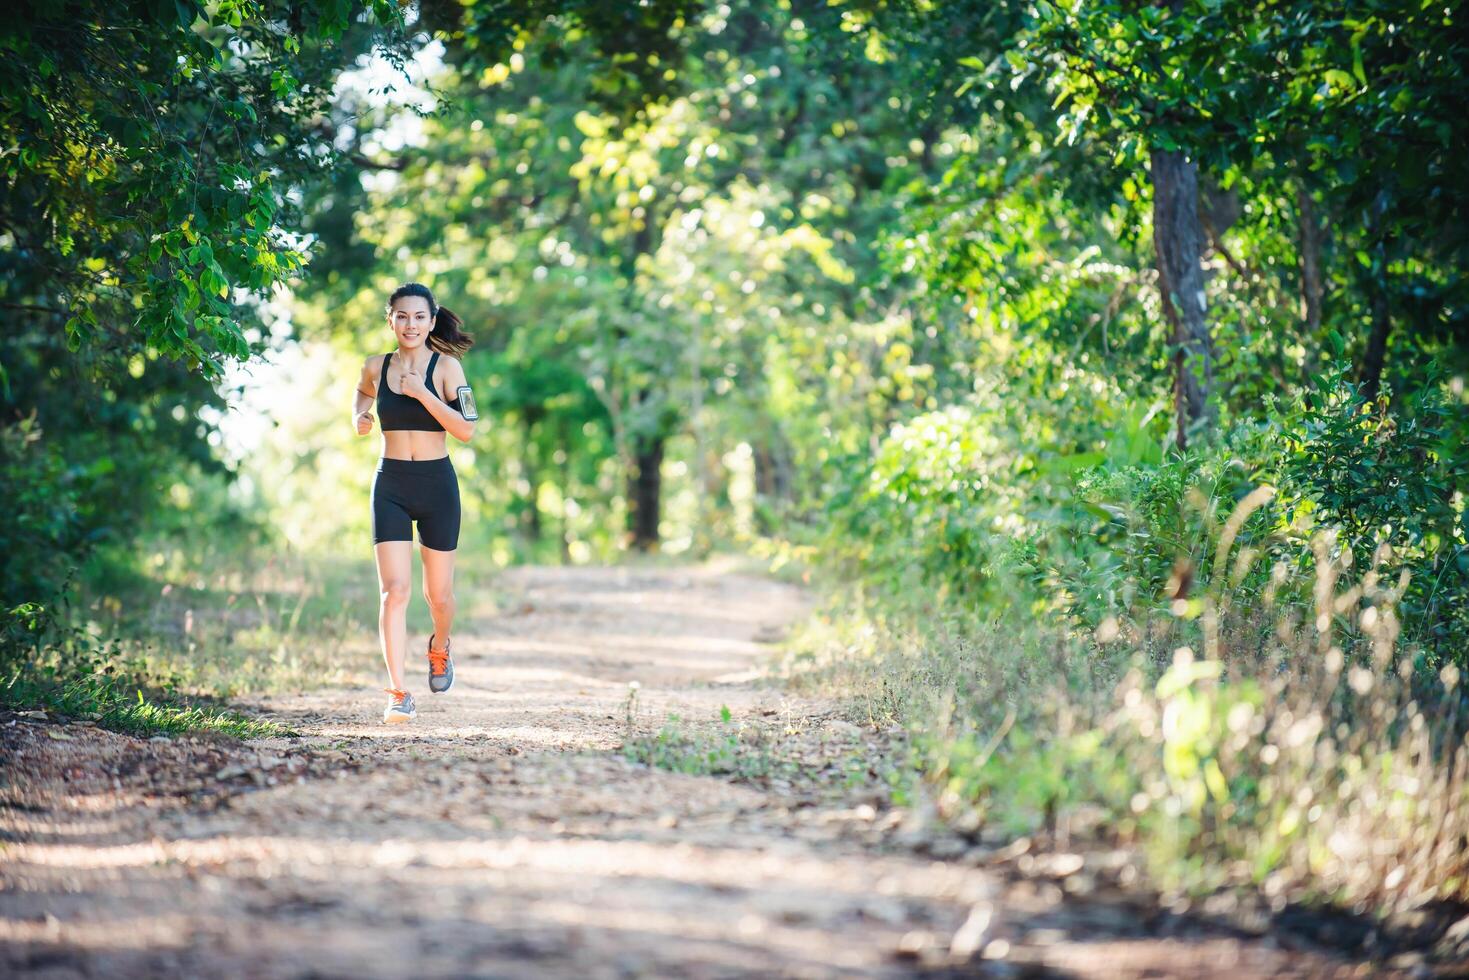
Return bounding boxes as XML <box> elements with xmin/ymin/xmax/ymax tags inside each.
<box><xmin>381</xmin><ymin>430</ymin><xmax>449</xmax><ymax>461</ymax></box>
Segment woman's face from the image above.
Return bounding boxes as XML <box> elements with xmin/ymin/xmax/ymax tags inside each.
<box><xmin>388</xmin><ymin>296</ymin><xmax>434</xmax><ymax>348</ymax></box>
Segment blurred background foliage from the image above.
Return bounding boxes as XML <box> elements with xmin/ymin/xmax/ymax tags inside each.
<box><xmin>2</xmin><ymin>0</ymin><xmax>1465</xmax><ymax>914</ymax></box>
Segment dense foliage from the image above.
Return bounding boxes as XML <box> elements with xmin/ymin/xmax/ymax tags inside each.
<box><xmin>2</xmin><ymin>2</ymin><xmax>415</xmax><ymax>570</ymax></box>
<box><xmin>2</xmin><ymin>0</ymin><xmax>411</xmax><ymax>719</ymax></box>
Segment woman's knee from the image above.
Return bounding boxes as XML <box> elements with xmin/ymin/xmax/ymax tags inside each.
<box><xmin>424</xmin><ymin>589</ymin><xmax>455</xmax><ymax>615</ymax></box>
<box><xmin>379</xmin><ymin>580</ymin><xmax>412</xmax><ymax>609</ymax></box>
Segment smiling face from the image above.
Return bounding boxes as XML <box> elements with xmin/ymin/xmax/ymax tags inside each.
<box><xmin>388</xmin><ymin>295</ymin><xmax>434</xmax><ymax>348</ymax></box>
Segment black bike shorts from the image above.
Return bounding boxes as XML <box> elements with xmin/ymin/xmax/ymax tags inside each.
<box><xmin>371</xmin><ymin>455</ymin><xmax>461</xmax><ymax>551</ymax></box>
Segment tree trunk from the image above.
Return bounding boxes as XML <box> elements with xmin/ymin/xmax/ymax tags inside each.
<box><xmin>627</xmin><ymin>429</ymin><xmax>664</xmax><ymax>552</ymax></box>
<box><xmin>1296</xmin><ymin>182</ymin><xmax>1324</xmax><ymax>335</ymax></box>
<box><xmin>1361</xmin><ymin>282</ymin><xmax>1392</xmax><ymax>402</ymax></box>
<box><xmin>557</xmin><ymin>420</ymin><xmax>572</xmax><ymax>563</ymax></box>
<box><xmin>1360</xmin><ymin>190</ymin><xmax>1393</xmax><ymax>402</ymax></box>
<box><xmin>754</xmin><ymin>444</ymin><xmax>776</xmax><ymax>499</ymax></box>
<box><xmin>1150</xmin><ymin>147</ymin><xmax>1213</xmax><ymax>449</ymax></box>
<box><xmin>753</xmin><ymin>443</ymin><xmax>776</xmax><ymax>535</ymax></box>
<box><xmin>752</xmin><ymin>433</ymin><xmax>793</xmax><ymax>535</ymax></box>
<box><xmin>688</xmin><ymin>314</ymin><xmax>710</xmax><ymax>556</ymax></box>
<box><xmin>520</xmin><ymin>408</ymin><xmax>543</xmax><ymax>542</ymax></box>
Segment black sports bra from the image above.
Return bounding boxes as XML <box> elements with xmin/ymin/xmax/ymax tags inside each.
<box><xmin>376</xmin><ymin>350</ymin><xmax>462</xmax><ymax>432</ymax></box>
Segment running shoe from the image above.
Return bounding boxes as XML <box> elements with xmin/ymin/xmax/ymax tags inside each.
<box><xmin>383</xmin><ymin>688</ymin><xmax>416</xmax><ymax>723</ymax></box>
<box><xmin>427</xmin><ymin>634</ymin><xmax>454</xmax><ymax>694</ymax></box>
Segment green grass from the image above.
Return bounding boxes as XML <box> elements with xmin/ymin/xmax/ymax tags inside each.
<box><xmin>1</xmin><ymin>590</ymin><xmax>296</xmax><ymax>740</ymax></box>
<box><xmin>622</xmin><ymin>705</ymin><xmax>781</xmax><ymax>779</ymax></box>
<box><xmin>620</xmin><ymin>689</ymin><xmax>918</xmax><ymax>803</ymax></box>
<box><xmin>75</xmin><ymin>543</ymin><xmax>386</xmax><ymax>698</ymax></box>
<box><xmin>3</xmin><ymin>538</ymin><xmax>397</xmax><ymax>739</ymax></box>
<box><xmin>80</xmin><ymin>539</ymin><xmax>515</xmax><ymax>700</ymax></box>
<box><xmin>4</xmin><ymin>535</ymin><xmax>517</xmax><ymax>739</ymax></box>
<box><xmin>3</xmin><ymin>652</ymin><xmax>292</xmax><ymax>739</ymax></box>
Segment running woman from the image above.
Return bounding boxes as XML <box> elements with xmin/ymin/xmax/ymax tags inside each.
<box><xmin>351</xmin><ymin>283</ymin><xmax>476</xmax><ymax>723</ymax></box>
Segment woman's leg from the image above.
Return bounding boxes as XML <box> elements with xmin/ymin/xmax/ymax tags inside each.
<box><xmin>417</xmin><ymin>456</ymin><xmax>461</xmax><ymax>658</ymax></box>
<box><xmin>374</xmin><ymin>540</ymin><xmax>414</xmax><ymax>691</ymax></box>
<box><xmin>420</xmin><ymin>542</ymin><xmax>456</xmax><ymax>653</ymax></box>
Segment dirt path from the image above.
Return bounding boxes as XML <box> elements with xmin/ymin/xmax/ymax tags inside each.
<box><xmin>2</xmin><ymin>561</ymin><xmax>1393</xmax><ymax>978</ymax></box>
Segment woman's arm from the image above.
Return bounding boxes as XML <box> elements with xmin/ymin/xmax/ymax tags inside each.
<box><xmin>352</xmin><ymin>356</ymin><xmax>377</xmax><ymax>435</ymax></box>
<box><xmin>405</xmin><ymin>355</ymin><xmax>476</xmax><ymax>443</ymax></box>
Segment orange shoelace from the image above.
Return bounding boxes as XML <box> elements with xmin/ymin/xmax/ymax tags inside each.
<box><xmin>384</xmin><ymin>687</ymin><xmax>409</xmax><ymax>703</ymax></box>
<box><xmin>427</xmin><ymin>637</ymin><xmax>451</xmax><ymax>677</ymax></box>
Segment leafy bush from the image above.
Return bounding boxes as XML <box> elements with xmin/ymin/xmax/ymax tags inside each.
<box><xmin>1271</xmin><ymin>369</ymin><xmax>1468</xmax><ymax>668</ymax></box>
<box><xmin>784</xmin><ymin>358</ymin><xmax>1469</xmax><ymax>915</ymax></box>
<box><xmin>0</xmin><ymin>414</ymin><xmax>90</xmax><ymax>610</ymax></box>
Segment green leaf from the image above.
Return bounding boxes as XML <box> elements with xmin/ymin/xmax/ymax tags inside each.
<box><xmin>1350</xmin><ymin>26</ymin><xmax>1368</xmax><ymax>87</ymax></box>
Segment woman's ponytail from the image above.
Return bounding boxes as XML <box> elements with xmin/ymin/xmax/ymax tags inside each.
<box><xmin>429</xmin><ymin>304</ymin><xmax>474</xmax><ymax>358</ymax></box>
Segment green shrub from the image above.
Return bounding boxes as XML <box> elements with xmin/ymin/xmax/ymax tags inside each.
<box><xmin>0</xmin><ymin>414</ymin><xmax>89</xmax><ymax>611</ymax></box>
<box><xmin>1272</xmin><ymin>369</ymin><xmax>1468</xmax><ymax>669</ymax></box>
<box><xmin>785</xmin><ymin>360</ymin><xmax>1469</xmax><ymax>914</ymax></box>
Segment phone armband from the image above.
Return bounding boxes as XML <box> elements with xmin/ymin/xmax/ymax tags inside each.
<box><xmin>455</xmin><ymin>385</ymin><xmax>478</xmax><ymax>421</ymax></box>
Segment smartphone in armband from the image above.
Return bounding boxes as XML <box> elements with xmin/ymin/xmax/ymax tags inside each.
<box><xmin>456</xmin><ymin>385</ymin><xmax>478</xmax><ymax>421</ymax></box>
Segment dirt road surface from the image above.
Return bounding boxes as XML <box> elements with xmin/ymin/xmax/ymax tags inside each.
<box><xmin>2</xmin><ymin>561</ymin><xmax>1394</xmax><ymax>977</ymax></box>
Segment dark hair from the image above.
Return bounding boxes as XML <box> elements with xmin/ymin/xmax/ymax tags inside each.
<box><xmin>386</xmin><ymin>282</ymin><xmax>474</xmax><ymax>358</ymax></box>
